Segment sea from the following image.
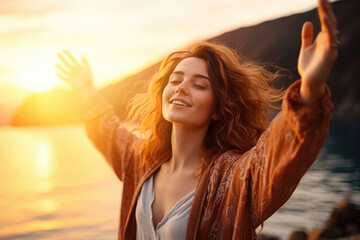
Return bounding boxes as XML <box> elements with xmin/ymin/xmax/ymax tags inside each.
<box><xmin>0</xmin><ymin>121</ymin><xmax>359</xmax><ymax>240</ymax></box>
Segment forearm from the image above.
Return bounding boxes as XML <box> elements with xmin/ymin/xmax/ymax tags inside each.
<box><xmin>78</xmin><ymin>86</ymin><xmax>98</xmax><ymax>102</ymax></box>
<box><xmin>80</xmin><ymin>94</ymin><xmax>135</xmax><ymax>181</ymax></box>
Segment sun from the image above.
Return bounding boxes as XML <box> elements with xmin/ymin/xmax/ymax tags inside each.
<box><xmin>18</xmin><ymin>65</ymin><xmax>60</xmax><ymax>92</ymax></box>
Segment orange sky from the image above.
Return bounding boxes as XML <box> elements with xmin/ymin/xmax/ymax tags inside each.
<box><xmin>0</xmin><ymin>0</ymin><xmax>338</xmax><ymax>95</ymax></box>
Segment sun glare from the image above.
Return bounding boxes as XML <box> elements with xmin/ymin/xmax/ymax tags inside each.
<box><xmin>36</xmin><ymin>141</ymin><xmax>54</xmax><ymax>179</ymax></box>
<box><xmin>18</xmin><ymin>66</ymin><xmax>59</xmax><ymax>92</ymax></box>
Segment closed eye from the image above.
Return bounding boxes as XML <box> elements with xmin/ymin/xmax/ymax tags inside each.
<box><xmin>169</xmin><ymin>79</ymin><xmax>182</xmax><ymax>85</ymax></box>
<box><xmin>194</xmin><ymin>84</ymin><xmax>206</xmax><ymax>89</ymax></box>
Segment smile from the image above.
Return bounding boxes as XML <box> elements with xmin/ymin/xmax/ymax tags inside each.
<box><xmin>171</xmin><ymin>100</ymin><xmax>191</xmax><ymax>107</ymax></box>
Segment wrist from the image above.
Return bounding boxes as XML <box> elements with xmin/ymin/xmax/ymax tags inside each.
<box><xmin>79</xmin><ymin>87</ymin><xmax>97</xmax><ymax>102</ymax></box>
<box><xmin>300</xmin><ymin>81</ymin><xmax>325</xmax><ymax>108</ymax></box>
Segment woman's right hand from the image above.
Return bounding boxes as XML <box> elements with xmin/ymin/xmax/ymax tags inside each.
<box><xmin>56</xmin><ymin>50</ymin><xmax>97</xmax><ymax>101</ymax></box>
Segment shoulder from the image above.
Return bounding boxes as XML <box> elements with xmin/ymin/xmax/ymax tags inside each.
<box><xmin>208</xmin><ymin>150</ymin><xmax>244</xmax><ymax>181</ymax></box>
<box><xmin>209</xmin><ymin>147</ymin><xmax>263</xmax><ymax>185</ymax></box>
<box><xmin>214</xmin><ymin>150</ymin><xmax>242</xmax><ymax>166</ymax></box>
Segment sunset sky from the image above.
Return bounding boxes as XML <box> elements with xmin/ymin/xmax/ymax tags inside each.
<box><xmin>0</xmin><ymin>0</ymin><xmax>338</xmax><ymax>94</ymax></box>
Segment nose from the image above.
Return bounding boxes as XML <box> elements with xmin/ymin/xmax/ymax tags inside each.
<box><xmin>175</xmin><ymin>82</ymin><xmax>188</xmax><ymax>95</ymax></box>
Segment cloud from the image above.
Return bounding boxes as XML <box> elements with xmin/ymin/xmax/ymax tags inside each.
<box><xmin>0</xmin><ymin>0</ymin><xmax>69</xmax><ymax>15</ymax></box>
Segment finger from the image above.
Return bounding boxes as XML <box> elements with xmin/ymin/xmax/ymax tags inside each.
<box><xmin>318</xmin><ymin>0</ymin><xmax>337</xmax><ymax>30</ymax></box>
<box><xmin>324</xmin><ymin>0</ymin><xmax>337</xmax><ymax>29</ymax></box>
<box><xmin>56</xmin><ymin>53</ymin><xmax>73</xmax><ymax>69</ymax></box>
<box><xmin>318</xmin><ymin>6</ymin><xmax>336</xmax><ymax>45</ymax></box>
<box><xmin>81</xmin><ymin>56</ymin><xmax>90</xmax><ymax>68</ymax></box>
<box><xmin>301</xmin><ymin>22</ymin><xmax>314</xmax><ymax>49</ymax></box>
<box><xmin>325</xmin><ymin>15</ymin><xmax>339</xmax><ymax>44</ymax></box>
<box><xmin>63</xmin><ymin>50</ymin><xmax>80</xmax><ymax>66</ymax></box>
<box><xmin>55</xmin><ymin>63</ymin><xmax>70</xmax><ymax>75</ymax></box>
<box><xmin>318</xmin><ymin>0</ymin><xmax>329</xmax><ymax>34</ymax></box>
<box><xmin>323</xmin><ymin>15</ymin><xmax>337</xmax><ymax>45</ymax></box>
<box><xmin>56</xmin><ymin>72</ymin><xmax>69</xmax><ymax>82</ymax></box>
<box><xmin>327</xmin><ymin>1</ymin><xmax>337</xmax><ymax>29</ymax></box>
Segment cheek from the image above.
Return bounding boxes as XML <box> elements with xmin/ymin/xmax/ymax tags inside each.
<box><xmin>162</xmin><ymin>85</ymin><xmax>170</xmax><ymax>105</ymax></box>
<box><xmin>162</xmin><ymin>86</ymin><xmax>171</xmax><ymax>117</ymax></box>
<box><xmin>196</xmin><ymin>92</ymin><xmax>217</xmax><ymax>115</ymax></box>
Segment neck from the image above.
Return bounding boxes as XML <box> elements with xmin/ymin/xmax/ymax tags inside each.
<box><xmin>167</xmin><ymin>124</ymin><xmax>208</xmax><ymax>173</ymax></box>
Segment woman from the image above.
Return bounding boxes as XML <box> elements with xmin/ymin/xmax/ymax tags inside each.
<box><xmin>56</xmin><ymin>0</ymin><xmax>338</xmax><ymax>239</ymax></box>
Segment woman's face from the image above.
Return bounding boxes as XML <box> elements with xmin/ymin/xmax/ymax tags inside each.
<box><xmin>162</xmin><ymin>57</ymin><xmax>217</xmax><ymax>128</ymax></box>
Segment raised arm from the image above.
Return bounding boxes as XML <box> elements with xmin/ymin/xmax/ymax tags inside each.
<box><xmin>298</xmin><ymin>0</ymin><xmax>338</xmax><ymax>107</ymax></box>
<box><xmin>55</xmin><ymin>51</ymin><xmax>137</xmax><ymax>181</ymax></box>
<box><xmin>244</xmin><ymin>0</ymin><xmax>337</xmax><ymax>227</ymax></box>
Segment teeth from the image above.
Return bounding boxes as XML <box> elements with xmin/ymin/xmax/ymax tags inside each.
<box><xmin>172</xmin><ymin>100</ymin><xmax>190</xmax><ymax>107</ymax></box>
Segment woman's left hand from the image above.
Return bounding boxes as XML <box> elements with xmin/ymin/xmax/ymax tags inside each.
<box><xmin>298</xmin><ymin>0</ymin><xmax>338</xmax><ymax>107</ymax></box>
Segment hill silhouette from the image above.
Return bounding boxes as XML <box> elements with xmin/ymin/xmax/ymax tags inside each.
<box><xmin>11</xmin><ymin>0</ymin><xmax>360</xmax><ymax>126</ymax></box>
<box><xmin>11</xmin><ymin>89</ymin><xmax>81</xmax><ymax>126</ymax></box>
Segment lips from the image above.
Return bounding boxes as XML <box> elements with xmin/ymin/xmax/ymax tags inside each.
<box><xmin>170</xmin><ymin>98</ymin><xmax>191</xmax><ymax>107</ymax></box>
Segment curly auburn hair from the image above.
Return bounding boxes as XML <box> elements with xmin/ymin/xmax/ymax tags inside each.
<box><xmin>126</xmin><ymin>41</ymin><xmax>285</xmax><ymax>172</ymax></box>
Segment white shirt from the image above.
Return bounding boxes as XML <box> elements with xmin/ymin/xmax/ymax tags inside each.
<box><xmin>135</xmin><ymin>175</ymin><xmax>196</xmax><ymax>240</ymax></box>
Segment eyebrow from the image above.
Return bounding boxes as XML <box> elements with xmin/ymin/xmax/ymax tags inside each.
<box><xmin>171</xmin><ymin>71</ymin><xmax>210</xmax><ymax>81</ymax></box>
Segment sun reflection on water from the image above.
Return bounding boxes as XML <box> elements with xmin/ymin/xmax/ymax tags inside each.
<box><xmin>35</xmin><ymin>141</ymin><xmax>55</xmax><ymax>193</ymax></box>
<box><xmin>36</xmin><ymin>141</ymin><xmax>52</xmax><ymax>175</ymax></box>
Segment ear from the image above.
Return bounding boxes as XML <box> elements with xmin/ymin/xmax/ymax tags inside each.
<box><xmin>211</xmin><ymin>112</ymin><xmax>219</xmax><ymax>121</ymax></box>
